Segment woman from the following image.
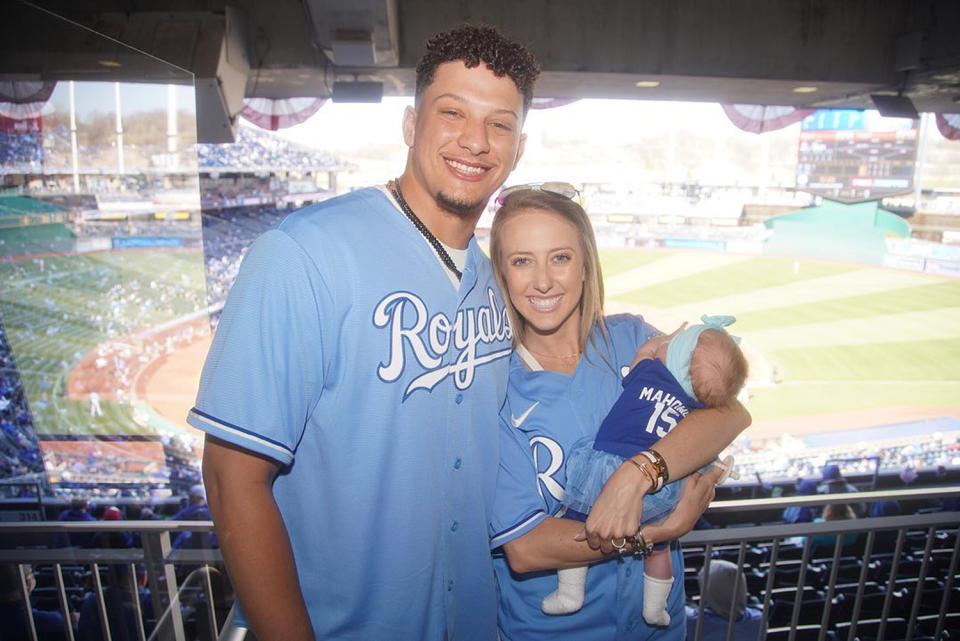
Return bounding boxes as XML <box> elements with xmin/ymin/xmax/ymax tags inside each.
<box><xmin>488</xmin><ymin>186</ymin><xmax>751</xmax><ymax>640</ymax></box>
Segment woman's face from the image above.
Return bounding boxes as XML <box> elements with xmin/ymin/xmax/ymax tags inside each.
<box><xmin>497</xmin><ymin>207</ymin><xmax>585</xmax><ymax>345</ymax></box>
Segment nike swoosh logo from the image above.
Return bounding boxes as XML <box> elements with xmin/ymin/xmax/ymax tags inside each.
<box><xmin>511</xmin><ymin>401</ymin><xmax>540</xmax><ymax>428</ymax></box>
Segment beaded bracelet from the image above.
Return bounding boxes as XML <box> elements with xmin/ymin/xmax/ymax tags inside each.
<box><xmin>629</xmin><ymin>527</ymin><xmax>654</xmax><ymax>558</ymax></box>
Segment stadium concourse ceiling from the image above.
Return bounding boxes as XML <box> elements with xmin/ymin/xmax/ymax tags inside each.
<box><xmin>4</xmin><ymin>0</ymin><xmax>960</xmax><ymax>141</ymax></box>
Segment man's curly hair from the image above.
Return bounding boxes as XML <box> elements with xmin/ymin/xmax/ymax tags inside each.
<box><xmin>415</xmin><ymin>24</ymin><xmax>541</xmax><ymax>114</ymax></box>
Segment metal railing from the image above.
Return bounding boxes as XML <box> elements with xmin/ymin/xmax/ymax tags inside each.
<box><xmin>0</xmin><ymin>520</ymin><xmax>232</xmax><ymax>641</ymax></box>
<box><xmin>682</xmin><ymin>486</ymin><xmax>960</xmax><ymax>641</ymax></box>
<box><xmin>0</xmin><ymin>486</ymin><xmax>957</xmax><ymax>641</ymax></box>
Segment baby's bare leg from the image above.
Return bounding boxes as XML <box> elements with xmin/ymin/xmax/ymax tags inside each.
<box><xmin>644</xmin><ymin>545</ymin><xmax>672</xmax><ymax>579</ymax></box>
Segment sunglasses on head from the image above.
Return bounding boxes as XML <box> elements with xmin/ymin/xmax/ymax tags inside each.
<box><xmin>496</xmin><ymin>181</ymin><xmax>581</xmax><ymax>206</ymax></box>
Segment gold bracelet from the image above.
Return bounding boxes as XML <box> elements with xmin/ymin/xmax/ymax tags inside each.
<box><xmin>626</xmin><ymin>457</ymin><xmax>657</xmax><ymax>489</ymax></box>
<box><xmin>637</xmin><ymin>449</ymin><xmax>669</xmax><ymax>490</ymax></box>
<box><xmin>647</xmin><ymin>448</ymin><xmax>669</xmax><ymax>484</ymax></box>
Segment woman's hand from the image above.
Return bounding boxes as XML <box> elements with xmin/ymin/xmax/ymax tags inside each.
<box><xmin>645</xmin><ymin>466</ymin><xmax>723</xmax><ymax>543</ymax></box>
<box><xmin>577</xmin><ymin>459</ymin><xmax>654</xmax><ymax>554</ymax></box>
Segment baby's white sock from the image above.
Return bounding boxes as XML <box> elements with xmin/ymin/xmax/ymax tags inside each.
<box><xmin>642</xmin><ymin>573</ymin><xmax>674</xmax><ymax>626</ymax></box>
<box><xmin>542</xmin><ymin>565</ymin><xmax>589</xmax><ymax>615</ymax></box>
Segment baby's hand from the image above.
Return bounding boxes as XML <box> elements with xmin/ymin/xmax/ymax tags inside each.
<box><xmin>629</xmin><ymin>337</ymin><xmax>662</xmax><ymax>368</ymax></box>
<box><xmin>628</xmin><ymin>323</ymin><xmax>688</xmax><ymax>370</ymax></box>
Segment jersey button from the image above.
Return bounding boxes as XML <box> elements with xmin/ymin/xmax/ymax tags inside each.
<box><xmin>448</xmin><ymin>580</ymin><xmax>454</xmax><ymax>592</ymax></box>
<box><xmin>450</xmin><ymin>520</ymin><xmax>459</xmax><ymax>532</ymax></box>
<box><xmin>453</xmin><ymin>458</ymin><xmax>462</xmax><ymax>470</ymax></box>
<box><xmin>455</xmin><ymin>393</ymin><xmax>463</xmax><ymax>404</ymax></box>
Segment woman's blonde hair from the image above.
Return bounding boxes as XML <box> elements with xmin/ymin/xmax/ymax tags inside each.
<box><xmin>490</xmin><ymin>189</ymin><xmax>606</xmax><ymax>352</ymax></box>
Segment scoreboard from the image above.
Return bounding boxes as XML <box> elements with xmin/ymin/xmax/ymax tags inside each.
<box><xmin>796</xmin><ymin>109</ymin><xmax>919</xmax><ymax>203</ymax></box>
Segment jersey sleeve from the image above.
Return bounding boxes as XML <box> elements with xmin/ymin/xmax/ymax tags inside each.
<box><xmin>489</xmin><ymin>412</ymin><xmax>549</xmax><ymax>549</ymax></box>
<box><xmin>187</xmin><ymin>229</ymin><xmax>330</xmax><ymax>466</ymax></box>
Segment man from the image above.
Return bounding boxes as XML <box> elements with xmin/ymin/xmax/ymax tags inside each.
<box><xmin>188</xmin><ymin>24</ymin><xmax>540</xmax><ymax>641</ymax></box>
<box><xmin>172</xmin><ymin>484</ymin><xmax>210</xmax><ymax>521</ymax></box>
<box><xmin>170</xmin><ymin>484</ymin><xmax>215</xmax><ymax>549</ymax></box>
<box><xmin>54</xmin><ymin>496</ymin><xmax>96</xmax><ymax>548</ymax></box>
<box><xmin>0</xmin><ymin>564</ymin><xmax>70</xmax><ymax>641</ymax></box>
<box><xmin>685</xmin><ymin>560</ymin><xmax>765</xmax><ymax>641</ymax></box>
<box><xmin>818</xmin><ymin>463</ymin><xmax>865</xmax><ymax>516</ymax></box>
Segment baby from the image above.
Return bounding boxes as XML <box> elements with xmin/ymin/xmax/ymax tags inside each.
<box><xmin>543</xmin><ymin>315</ymin><xmax>749</xmax><ymax>626</ymax></box>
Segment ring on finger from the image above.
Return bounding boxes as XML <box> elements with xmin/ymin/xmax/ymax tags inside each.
<box><xmin>611</xmin><ymin>537</ymin><xmax>627</xmax><ymax>553</ymax></box>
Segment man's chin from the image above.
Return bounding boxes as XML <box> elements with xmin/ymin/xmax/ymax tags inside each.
<box><xmin>437</xmin><ymin>191</ymin><xmax>485</xmax><ymax>217</ymax></box>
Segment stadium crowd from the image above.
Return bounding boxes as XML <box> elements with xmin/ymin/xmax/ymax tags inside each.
<box><xmin>728</xmin><ymin>430</ymin><xmax>960</xmax><ymax>483</ymax></box>
<box><xmin>0</xmin><ymin>131</ymin><xmax>43</xmax><ymax>173</ymax></box>
<box><xmin>200</xmin><ymin>204</ymin><xmax>289</xmax><ymax>315</ymax></box>
<box><xmin>74</xmin><ymin>218</ymin><xmax>199</xmax><ymax>239</ymax></box>
<box><xmin>0</xmin><ymin>130</ymin><xmax>42</xmax><ymax>170</ymax></box>
<box><xmin>0</xmin><ymin>324</ymin><xmax>44</xmax><ymax>485</ymax></box>
<box><xmin>196</xmin><ymin>126</ymin><xmax>348</xmax><ymax>173</ymax></box>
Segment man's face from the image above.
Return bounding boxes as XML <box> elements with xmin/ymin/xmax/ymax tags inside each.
<box><xmin>403</xmin><ymin>61</ymin><xmax>526</xmax><ymax>217</ymax></box>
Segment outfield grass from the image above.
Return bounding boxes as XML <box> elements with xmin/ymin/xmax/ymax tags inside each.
<box><xmin>595</xmin><ymin>247</ymin><xmax>668</xmax><ymax>277</ymax></box>
<box><xmin>733</xmin><ymin>281</ymin><xmax>960</xmax><ymax>331</ymax></box>
<box><xmin>599</xmin><ymin>248</ymin><xmax>960</xmax><ymax>423</ymax></box>
<box><xmin>614</xmin><ymin>256</ymin><xmax>857</xmax><ymax>307</ymax></box>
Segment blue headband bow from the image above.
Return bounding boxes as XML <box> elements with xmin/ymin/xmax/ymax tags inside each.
<box><xmin>664</xmin><ymin>314</ymin><xmax>740</xmax><ymax>404</ymax></box>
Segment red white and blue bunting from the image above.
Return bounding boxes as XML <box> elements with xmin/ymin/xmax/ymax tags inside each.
<box><xmin>935</xmin><ymin>113</ymin><xmax>960</xmax><ymax>141</ymax></box>
<box><xmin>0</xmin><ymin>80</ymin><xmax>56</xmax><ymax>120</ymax></box>
<box><xmin>240</xmin><ymin>97</ymin><xmax>328</xmax><ymax>131</ymax></box>
<box><xmin>722</xmin><ymin>104</ymin><xmax>815</xmax><ymax>133</ymax></box>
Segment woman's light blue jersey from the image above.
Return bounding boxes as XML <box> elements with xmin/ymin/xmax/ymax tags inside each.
<box><xmin>490</xmin><ymin>315</ymin><xmax>687</xmax><ymax>641</ymax></box>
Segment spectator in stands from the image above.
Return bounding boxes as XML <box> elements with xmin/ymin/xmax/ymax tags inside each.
<box><xmin>54</xmin><ymin>497</ymin><xmax>96</xmax><ymax>548</ymax></box>
<box><xmin>76</xmin><ymin>562</ymin><xmax>153</xmax><ymax>641</ymax></box>
<box><xmin>170</xmin><ymin>484</ymin><xmax>215</xmax><ymax>549</ymax></box>
<box><xmin>92</xmin><ymin>506</ymin><xmax>134</xmax><ymax>549</ymax></box>
<box><xmin>818</xmin><ymin>463</ymin><xmax>866</xmax><ymax>516</ymax></box>
<box><xmin>0</xmin><ymin>563</ymin><xmax>71</xmax><ymax>641</ymax></box>
<box><xmin>869</xmin><ymin>499</ymin><xmax>901</xmax><ymax>518</ymax></box>
<box><xmin>782</xmin><ymin>478</ymin><xmax>818</xmax><ymax>524</ymax></box>
<box><xmin>126</xmin><ymin>504</ymin><xmax>157</xmax><ymax>548</ymax></box>
<box><xmin>937</xmin><ymin>465</ymin><xmax>960</xmax><ymax>511</ymax></box>
<box><xmin>126</xmin><ymin>504</ymin><xmax>156</xmax><ymax>521</ymax></box>
<box><xmin>685</xmin><ymin>559</ymin><xmax>765</xmax><ymax>641</ymax></box>
<box><xmin>868</xmin><ymin>466</ymin><xmax>914</xmax><ymax>519</ymax></box>
<box><xmin>810</xmin><ymin>503</ymin><xmax>861</xmax><ymax>551</ymax></box>
<box><xmin>172</xmin><ymin>484</ymin><xmax>210</xmax><ymax>521</ymax></box>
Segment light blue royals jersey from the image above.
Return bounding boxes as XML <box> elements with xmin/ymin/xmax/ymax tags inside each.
<box><xmin>489</xmin><ymin>315</ymin><xmax>687</xmax><ymax>641</ymax></box>
<box><xmin>188</xmin><ymin>188</ymin><xmax>512</xmax><ymax>641</ymax></box>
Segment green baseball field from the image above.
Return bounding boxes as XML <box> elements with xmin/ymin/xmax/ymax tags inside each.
<box><xmin>0</xmin><ymin>247</ymin><xmax>208</xmax><ymax>441</ymax></box>
<box><xmin>2</xmin><ymin>243</ymin><xmax>959</xmax><ymax>448</ymax></box>
<box><xmin>599</xmin><ymin>248</ymin><xmax>960</xmax><ymax>440</ymax></box>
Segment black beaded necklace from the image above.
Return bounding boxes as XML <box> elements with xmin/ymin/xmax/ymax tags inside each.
<box><xmin>388</xmin><ymin>179</ymin><xmax>463</xmax><ymax>281</ymax></box>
